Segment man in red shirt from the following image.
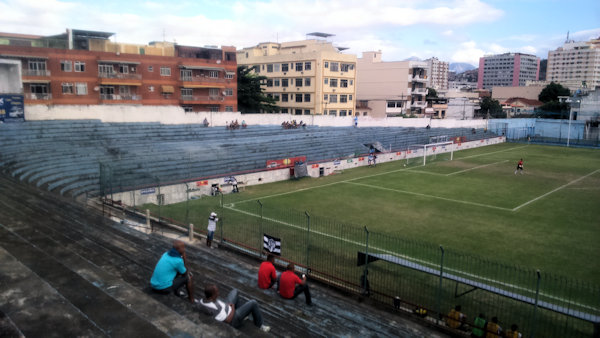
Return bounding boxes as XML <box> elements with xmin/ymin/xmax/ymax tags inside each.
<box><xmin>258</xmin><ymin>254</ymin><xmax>278</xmax><ymax>289</ymax></box>
<box><xmin>278</xmin><ymin>263</ymin><xmax>312</xmax><ymax>305</ymax></box>
<box><xmin>514</xmin><ymin>158</ymin><xmax>524</xmax><ymax>175</ymax></box>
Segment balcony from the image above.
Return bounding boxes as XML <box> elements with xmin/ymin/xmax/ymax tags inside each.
<box><xmin>411</xmin><ymin>101</ymin><xmax>427</xmax><ymax>108</ymax></box>
<box><xmin>410</xmin><ymin>88</ymin><xmax>428</xmax><ymax>95</ymax></box>
<box><xmin>100</xmin><ymin>94</ymin><xmax>141</xmax><ymax>101</ymax></box>
<box><xmin>180</xmin><ymin>95</ymin><xmax>224</xmax><ymax>102</ymax></box>
<box><xmin>25</xmin><ymin>93</ymin><xmax>52</xmax><ymax>100</ymax></box>
<box><xmin>180</xmin><ymin>76</ymin><xmax>226</xmax><ymax>83</ymax></box>
<box><xmin>99</xmin><ymin>72</ymin><xmax>142</xmax><ymax>80</ymax></box>
<box><xmin>23</xmin><ymin>69</ymin><xmax>51</xmax><ymax>77</ymax></box>
<box><xmin>411</xmin><ymin>74</ymin><xmax>427</xmax><ymax>82</ymax></box>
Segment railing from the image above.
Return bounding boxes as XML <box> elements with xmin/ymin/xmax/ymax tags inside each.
<box><xmin>24</xmin><ymin>93</ymin><xmax>52</xmax><ymax>100</ymax></box>
<box><xmin>412</xmin><ymin>74</ymin><xmax>427</xmax><ymax>81</ymax></box>
<box><xmin>99</xmin><ymin>94</ymin><xmax>141</xmax><ymax>101</ymax></box>
<box><xmin>99</xmin><ymin>72</ymin><xmax>142</xmax><ymax>80</ymax></box>
<box><xmin>411</xmin><ymin>101</ymin><xmax>427</xmax><ymax>108</ymax></box>
<box><xmin>180</xmin><ymin>95</ymin><xmax>224</xmax><ymax>102</ymax></box>
<box><xmin>180</xmin><ymin>76</ymin><xmax>226</xmax><ymax>83</ymax></box>
<box><xmin>411</xmin><ymin>88</ymin><xmax>428</xmax><ymax>95</ymax></box>
<box><xmin>23</xmin><ymin>69</ymin><xmax>51</xmax><ymax>77</ymax></box>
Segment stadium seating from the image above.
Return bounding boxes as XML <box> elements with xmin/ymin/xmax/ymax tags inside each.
<box><xmin>0</xmin><ymin>120</ymin><xmax>496</xmax><ymax>197</ymax></box>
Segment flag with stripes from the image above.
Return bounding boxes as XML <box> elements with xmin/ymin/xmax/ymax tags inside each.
<box><xmin>263</xmin><ymin>234</ymin><xmax>281</xmax><ymax>255</ymax></box>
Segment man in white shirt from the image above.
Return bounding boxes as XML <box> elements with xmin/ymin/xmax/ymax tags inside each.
<box><xmin>207</xmin><ymin>212</ymin><xmax>218</xmax><ymax>248</ymax></box>
<box><xmin>198</xmin><ymin>284</ymin><xmax>270</xmax><ymax>332</ymax></box>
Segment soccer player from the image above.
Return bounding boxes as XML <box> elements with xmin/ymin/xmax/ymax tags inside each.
<box><xmin>514</xmin><ymin>158</ymin><xmax>524</xmax><ymax>175</ymax></box>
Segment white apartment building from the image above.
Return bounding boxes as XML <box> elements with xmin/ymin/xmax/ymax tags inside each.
<box><xmin>356</xmin><ymin>51</ymin><xmax>428</xmax><ymax>118</ymax></box>
<box><xmin>425</xmin><ymin>57</ymin><xmax>449</xmax><ymax>91</ymax></box>
<box><xmin>547</xmin><ymin>37</ymin><xmax>600</xmax><ymax>91</ymax></box>
<box><xmin>237</xmin><ymin>35</ymin><xmax>356</xmax><ymax>116</ymax></box>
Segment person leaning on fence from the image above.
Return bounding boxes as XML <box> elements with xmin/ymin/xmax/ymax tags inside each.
<box><xmin>445</xmin><ymin>305</ymin><xmax>467</xmax><ymax>330</ymax></box>
<box><xmin>485</xmin><ymin>316</ymin><xmax>502</xmax><ymax>338</ymax></box>
<box><xmin>207</xmin><ymin>212</ymin><xmax>218</xmax><ymax>248</ymax></box>
<box><xmin>471</xmin><ymin>313</ymin><xmax>486</xmax><ymax>338</ymax></box>
<box><xmin>198</xmin><ymin>284</ymin><xmax>271</xmax><ymax>332</ymax></box>
<box><xmin>279</xmin><ymin>263</ymin><xmax>312</xmax><ymax>306</ymax></box>
<box><xmin>150</xmin><ymin>240</ymin><xmax>196</xmax><ymax>304</ymax></box>
<box><xmin>258</xmin><ymin>254</ymin><xmax>278</xmax><ymax>289</ymax></box>
<box><xmin>504</xmin><ymin>324</ymin><xmax>522</xmax><ymax>338</ymax></box>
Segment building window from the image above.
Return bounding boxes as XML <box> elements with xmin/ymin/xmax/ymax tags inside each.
<box><xmin>348</xmin><ymin>109</ymin><xmax>353</xmax><ymax>116</ymax></box>
<box><xmin>341</xmin><ymin>63</ymin><xmax>353</xmax><ymax>72</ymax></box>
<box><xmin>304</xmin><ymin>93</ymin><xmax>310</xmax><ymax>102</ymax></box>
<box><xmin>181</xmin><ymin>88</ymin><xmax>192</xmax><ymax>97</ymax></box>
<box><xmin>75</xmin><ymin>83</ymin><xmax>88</xmax><ymax>95</ymax></box>
<box><xmin>225</xmin><ymin>73</ymin><xmax>234</xmax><ymax>79</ymax></box>
<box><xmin>324</xmin><ymin>94</ymin><xmax>328</xmax><ymax>101</ymax></box>
<box><xmin>62</xmin><ymin>83</ymin><xmax>74</xmax><ymax>94</ymax></box>
<box><xmin>28</xmin><ymin>60</ymin><xmax>46</xmax><ymax>73</ymax></box>
<box><xmin>324</xmin><ymin>78</ymin><xmax>328</xmax><ymax>85</ymax></box>
<box><xmin>267</xmin><ymin>64</ymin><xmax>274</xmax><ymax>72</ymax></box>
<box><xmin>273</xmin><ymin>93</ymin><xmax>280</xmax><ymax>101</ymax></box>
<box><xmin>274</xmin><ymin>64</ymin><xmax>280</xmax><ymax>72</ymax></box>
<box><xmin>350</xmin><ymin>79</ymin><xmax>353</xmax><ymax>85</ymax></box>
<box><xmin>119</xmin><ymin>64</ymin><xmax>129</xmax><ymax>74</ymax></box>
<box><xmin>281</xmin><ymin>79</ymin><xmax>289</xmax><ymax>87</ymax></box>
<box><xmin>282</xmin><ymin>93</ymin><xmax>289</xmax><ymax>102</ymax></box>
<box><xmin>295</xmin><ymin>109</ymin><xmax>303</xmax><ymax>115</ymax></box>
<box><xmin>329</xmin><ymin>109</ymin><xmax>337</xmax><ymax>116</ymax></box>
<box><xmin>209</xmin><ymin>88</ymin><xmax>220</xmax><ymax>97</ymax></box>
<box><xmin>225</xmin><ymin>106</ymin><xmax>234</xmax><ymax>112</ymax></box>
<box><xmin>330</xmin><ymin>62</ymin><xmax>339</xmax><ymax>71</ymax></box>
<box><xmin>340</xmin><ymin>95</ymin><xmax>348</xmax><ymax>103</ymax></box>
<box><xmin>340</xmin><ymin>79</ymin><xmax>348</xmax><ymax>87</ymax></box>
<box><xmin>253</xmin><ymin>65</ymin><xmax>260</xmax><ymax>73</ymax></box>
<box><xmin>295</xmin><ymin>78</ymin><xmax>303</xmax><ymax>87</ymax></box>
<box><xmin>340</xmin><ymin>110</ymin><xmax>347</xmax><ymax>116</ymax></box>
<box><xmin>304</xmin><ymin>109</ymin><xmax>310</xmax><ymax>115</ymax></box>
<box><xmin>148</xmin><ymin>85</ymin><xmax>154</xmax><ymax>92</ymax></box>
<box><xmin>281</xmin><ymin>63</ymin><xmax>289</xmax><ymax>72</ymax></box>
<box><xmin>274</xmin><ymin>79</ymin><xmax>280</xmax><ymax>86</ymax></box>
<box><xmin>349</xmin><ymin>94</ymin><xmax>353</xmax><ymax>101</ymax></box>
<box><xmin>295</xmin><ymin>94</ymin><xmax>303</xmax><ymax>103</ymax></box>
<box><xmin>266</xmin><ymin>79</ymin><xmax>273</xmax><ymax>87</ymax></box>
<box><xmin>329</xmin><ymin>94</ymin><xmax>337</xmax><ymax>103</ymax></box>
<box><xmin>74</xmin><ymin>61</ymin><xmax>85</xmax><ymax>72</ymax></box>
<box><xmin>280</xmin><ymin>108</ymin><xmax>288</xmax><ymax>114</ymax></box>
<box><xmin>324</xmin><ymin>61</ymin><xmax>329</xmax><ymax>68</ymax></box>
<box><xmin>363</xmin><ymin>112</ymin><xmax>368</xmax><ymax>116</ymax></box>
<box><xmin>330</xmin><ymin>79</ymin><xmax>338</xmax><ymax>87</ymax></box>
<box><xmin>209</xmin><ymin>70</ymin><xmax>219</xmax><ymax>78</ymax></box>
<box><xmin>98</xmin><ymin>64</ymin><xmax>113</xmax><ymax>75</ymax></box>
<box><xmin>160</xmin><ymin>67</ymin><xmax>171</xmax><ymax>76</ymax></box>
<box><xmin>210</xmin><ymin>106</ymin><xmax>219</xmax><ymax>112</ymax></box>
<box><xmin>225</xmin><ymin>88</ymin><xmax>233</xmax><ymax>96</ymax></box>
<box><xmin>60</xmin><ymin>60</ymin><xmax>72</xmax><ymax>72</ymax></box>
<box><xmin>119</xmin><ymin>86</ymin><xmax>131</xmax><ymax>96</ymax></box>
<box><xmin>148</xmin><ymin>66</ymin><xmax>153</xmax><ymax>72</ymax></box>
<box><xmin>183</xmin><ymin>106</ymin><xmax>193</xmax><ymax>112</ymax></box>
<box><xmin>296</xmin><ymin>62</ymin><xmax>303</xmax><ymax>71</ymax></box>
<box><xmin>304</xmin><ymin>61</ymin><xmax>311</xmax><ymax>70</ymax></box>
<box><xmin>304</xmin><ymin>78</ymin><xmax>311</xmax><ymax>86</ymax></box>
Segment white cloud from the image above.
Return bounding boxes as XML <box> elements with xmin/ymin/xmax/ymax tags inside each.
<box><xmin>442</xmin><ymin>30</ymin><xmax>454</xmax><ymax>37</ymax></box>
<box><xmin>451</xmin><ymin>41</ymin><xmax>485</xmax><ymax>65</ymax></box>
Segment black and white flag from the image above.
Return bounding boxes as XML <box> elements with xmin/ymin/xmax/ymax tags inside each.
<box><xmin>263</xmin><ymin>234</ymin><xmax>281</xmax><ymax>255</ymax></box>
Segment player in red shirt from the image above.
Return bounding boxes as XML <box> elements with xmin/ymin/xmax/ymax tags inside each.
<box><xmin>278</xmin><ymin>263</ymin><xmax>312</xmax><ymax>305</ymax></box>
<box><xmin>514</xmin><ymin>158</ymin><xmax>524</xmax><ymax>175</ymax></box>
<box><xmin>258</xmin><ymin>254</ymin><xmax>278</xmax><ymax>289</ymax></box>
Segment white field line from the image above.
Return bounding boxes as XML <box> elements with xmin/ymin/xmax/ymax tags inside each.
<box><xmin>458</xmin><ymin>145</ymin><xmax>528</xmax><ymax>160</ymax></box>
<box><xmin>512</xmin><ymin>169</ymin><xmax>600</xmax><ymax>211</ymax></box>
<box><xmin>345</xmin><ymin>181</ymin><xmax>512</xmax><ymax>211</ymax></box>
<box><xmin>223</xmin><ymin>206</ymin><xmax>597</xmax><ymax>310</ymax></box>
<box><xmin>446</xmin><ymin>160</ymin><xmax>509</xmax><ymax>176</ymax></box>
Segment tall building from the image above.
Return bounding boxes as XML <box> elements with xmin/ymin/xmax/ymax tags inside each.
<box><xmin>0</xmin><ymin>29</ymin><xmax>238</xmax><ymax>112</ymax></box>
<box><xmin>547</xmin><ymin>37</ymin><xmax>600</xmax><ymax>91</ymax></box>
<box><xmin>356</xmin><ymin>51</ymin><xmax>428</xmax><ymax>118</ymax></box>
<box><xmin>237</xmin><ymin>33</ymin><xmax>356</xmax><ymax>116</ymax></box>
<box><xmin>477</xmin><ymin>53</ymin><xmax>540</xmax><ymax>90</ymax></box>
<box><xmin>425</xmin><ymin>57</ymin><xmax>449</xmax><ymax>91</ymax></box>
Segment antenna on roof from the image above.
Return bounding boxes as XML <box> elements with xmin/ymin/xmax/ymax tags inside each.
<box><xmin>566</xmin><ymin>31</ymin><xmax>570</xmax><ymax>43</ymax></box>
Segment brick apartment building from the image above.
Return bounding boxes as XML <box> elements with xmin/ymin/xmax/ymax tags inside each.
<box><xmin>0</xmin><ymin>29</ymin><xmax>237</xmax><ymax>112</ymax></box>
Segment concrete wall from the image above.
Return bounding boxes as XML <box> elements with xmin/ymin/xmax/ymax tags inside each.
<box><xmin>488</xmin><ymin>118</ymin><xmax>585</xmax><ymax>140</ymax></box>
<box><xmin>25</xmin><ymin>104</ymin><xmax>488</xmax><ymax>128</ymax></box>
<box><xmin>0</xmin><ymin>59</ymin><xmax>22</xmax><ymax>94</ymax></box>
<box><xmin>111</xmin><ymin>136</ymin><xmax>506</xmax><ymax>206</ymax></box>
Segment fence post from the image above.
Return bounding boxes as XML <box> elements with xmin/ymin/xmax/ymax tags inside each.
<box><xmin>189</xmin><ymin>223</ymin><xmax>194</xmax><ymax>242</ymax></box>
<box><xmin>219</xmin><ymin>192</ymin><xmax>224</xmax><ymax>244</ymax></box>
<box><xmin>363</xmin><ymin>226</ymin><xmax>370</xmax><ymax>295</ymax></box>
<box><xmin>156</xmin><ymin>176</ymin><xmax>161</xmax><ymax>224</ymax></box>
<box><xmin>258</xmin><ymin>200</ymin><xmax>263</xmax><ymax>258</ymax></box>
<box><xmin>436</xmin><ymin>245</ymin><xmax>445</xmax><ymax>323</ymax></box>
<box><xmin>146</xmin><ymin>209</ymin><xmax>152</xmax><ymax>232</ymax></box>
<box><xmin>305</xmin><ymin>211</ymin><xmax>310</xmax><ymax>269</ymax></box>
<box><xmin>185</xmin><ymin>182</ymin><xmax>190</xmax><ymax>225</ymax></box>
<box><xmin>531</xmin><ymin>270</ymin><xmax>542</xmax><ymax>338</ymax></box>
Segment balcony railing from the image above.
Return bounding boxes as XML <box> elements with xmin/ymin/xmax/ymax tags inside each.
<box><xmin>180</xmin><ymin>95</ymin><xmax>225</xmax><ymax>102</ymax></box>
<box><xmin>25</xmin><ymin>93</ymin><xmax>52</xmax><ymax>100</ymax></box>
<box><xmin>99</xmin><ymin>72</ymin><xmax>142</xmax><ymax>80</ymax></box>
<box><xmin>411</xmin><ymin>88</ymin><xmax>428</xmax><ymax>95</ymax></box>
<box><xmin>411</xmin><ymin>101</ymin><xmax>427</xmax><ymax>108</ymax></box>
<box><xmin>412</xmin><ymin>74</ymin><xmax>427</xmax><ymax>81</ymax></box>
<box><xmin>180</xmin><ymin>76</ymin><xmax>226</xmax><ymax>83</ymax></box>
<box><xmin>23</xmin><ymin>69</ymin><xmax>51</xmax><ymax>77</ymax></box>
<box><xmin>100</xmin><ymin>94</ymin><xmax>141</xmax><ymax>101</ymax></box>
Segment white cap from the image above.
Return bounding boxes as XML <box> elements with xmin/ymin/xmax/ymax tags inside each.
<box><xmin>210</xmin><ymin>212</ymin><xmax>217</xmax><ymax>217</ymax></box>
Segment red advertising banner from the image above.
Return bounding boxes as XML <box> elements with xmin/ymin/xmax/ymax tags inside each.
<box><xmin>266</xmin><ymin>156</ymin><xmax>306</xmax><ymax>170</ymax></box>
<box><xmin>196</xmin><ymin>180</ymin><xmax>209</xmax><ymax>186</ymax></box>
<box><xmin>311</xmin><ymin>164</ymin><xmax>319</xmax><ymax>168</ymax></box>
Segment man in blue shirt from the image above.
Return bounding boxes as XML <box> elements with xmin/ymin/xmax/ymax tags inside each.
<box><xmin>150</xmin><ymin>240</ymin><xmax>196</xmax><ymax>303</ymax></box>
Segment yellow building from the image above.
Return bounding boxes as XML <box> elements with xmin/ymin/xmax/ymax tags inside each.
<box><xmin>237</xmin><ymin>34</ymin><xmax>357</xmax><ymax>116</ymax></box>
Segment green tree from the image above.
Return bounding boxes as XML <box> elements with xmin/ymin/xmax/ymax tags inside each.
<box><xmin>426</xmin><ymin>87</ymin><xmax>438</xmax><ymax>100</ymax></box>
<box><xmin>537</xmin><ymin>82</ymin><xmax>571</xmax><ymax>117</ymax></box>
<box><xmin>479</xmin><ymin>97</ymin><xmax>504</xmax><ymax>118</ymax></box>
<box><xmin>538</xmin><ymin>82</ymin><xmax>570</xmax><ymax>103</ymax></box>
<box><xmin>237</xmin><ymin>65</ymin><xmax>278</xmax><ymax>114</ymax></box>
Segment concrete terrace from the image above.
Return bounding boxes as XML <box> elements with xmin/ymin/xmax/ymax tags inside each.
<box><xmin>0</xmin><ymin>174</ymin><xmax>448</xmax><ymax>337</ymax></box>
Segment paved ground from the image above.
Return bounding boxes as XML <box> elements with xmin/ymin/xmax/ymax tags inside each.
<box><xmin>0</xmin><ymin>174</ymin><xmax>450</xmax><ymax>337</ymax></box>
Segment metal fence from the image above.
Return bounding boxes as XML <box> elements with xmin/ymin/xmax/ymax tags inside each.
<box><xmin>108</xmin><ymin>192</ymin><xmax>600</xmax><ymax>338</ymax></box>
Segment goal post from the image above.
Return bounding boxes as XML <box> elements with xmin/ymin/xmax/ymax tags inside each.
<box><xmin>407</xmin><ymin>141</ymin><xmax>455</xmax><ymax>166</ymax></box>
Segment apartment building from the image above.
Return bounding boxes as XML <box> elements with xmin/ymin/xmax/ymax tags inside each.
<box><xmin>356</xmin><ymin>51</ymin><xmax>428</xmax><ymax>118</ymax></box>
<box><xmin>0</xmin><ymin>29</ymin><xmax>237</xmax><ymax>112</ymax></box>
<box><xmin>237</xmin><ymin>34</ymin><xmax>356</xmax><ymax>116</ymax></box>
<box><xmin>477</xmin><ymin>53</ymin><xmax>540</xmax><ymax>90</ymax></box>
<box><xmin>547</xmin><ymin>37</ymin><xmax>600</xmax><ymax>91</ymax></box>
<box><xmin>425</xmin><ymin>57</ymin><xmax>449</xmax><ymax>91</ymax></box>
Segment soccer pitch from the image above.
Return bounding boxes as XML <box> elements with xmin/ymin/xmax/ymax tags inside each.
<box><xmin>147</xmin><ymin>142</ymin><xmax>600</xmax><ymax>284</ymax></box>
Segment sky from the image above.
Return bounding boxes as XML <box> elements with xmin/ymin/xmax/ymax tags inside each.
<box><xmin>1</xmin><ymin>0</ymin><xmax>599</xmax><ymax>67</ymax></box>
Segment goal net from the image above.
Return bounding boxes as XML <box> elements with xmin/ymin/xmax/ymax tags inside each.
<box><xmin>406</xmin><ymin>141</ymin><xmax>455</xmax><ymax>166</ymax></box>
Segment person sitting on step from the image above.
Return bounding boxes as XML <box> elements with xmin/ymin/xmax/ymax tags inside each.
<box><xmin>150</xmin><ymin>240</ymin><xmax>196</xmax><ymax>304</ymax></box>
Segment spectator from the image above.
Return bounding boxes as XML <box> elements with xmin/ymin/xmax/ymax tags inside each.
<box><xmin>207</xmin><ymin>212</ymin><xmax>218</xmax><ymax>248</ymax></box>
<box><xmin>198</xmin><ymin>284</ymin><xmax>271</xmax><ymax>332</ymax></box>
<box><xmin>368</xmin><ymin>154</ymin><xmax>374</xmax><ymax>166</ymax></box>
<box><xmin>445</xmin><ymin>305</ymin><xmax>467</xmax><ymax>330</ymax></box>
<box><xmin>471</xmin><ymin>313</ymin><xmax>486</xmax><ymax>338</ymax></box>
<box><xmin>354</xmin><ymin>115</ymin><xmax>358</xmax><ymax>127</ymax></box>
<box><xmin>279</xmin><ymin>263</ymin><xmax>312</xmax><ymax>306</ymax></box>
<box><xmin>242</xmin><ymin>120</ymin><xmax>247</xmax><ymax>129</ymax></box>
<box><xmin>485</xmin><ymin>316</ymin><xmax>502</xmax><ymax>338</ymax></box>
<box><xmin>258</xmin><ymin>254</ymin><xmax>278</xmax><ymax>289</ymax></box>
<box><xmin>369</xmin><ymin>145</ymin><xmax>375</xmax><ymax>155</ymax></box>
<box><xmin>230</xmin><ymin>176</ymin><xmax>239</xmax><ymax>193</ymax></box>
<box><xmin>504</xmin><ymin>324</ymin><xmax>522</xmax><ymax>338</ymax></box>
<box><xmin>150</xmin><ymin>240</ymin><xmax>196</xmax><ymax>304</ymax></box>
<box><xmin>203</xmin><ymin>117</ymin><xmax>209</xmax><ymax>127</ymax></box>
